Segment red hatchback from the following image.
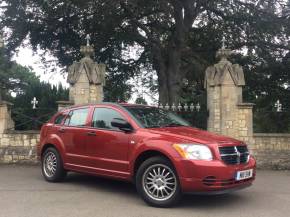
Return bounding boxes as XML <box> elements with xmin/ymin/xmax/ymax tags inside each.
<box><xmin>38</xmin><ymin>103</ymin><xmax>256</xmax><ymax>207</ymax></box>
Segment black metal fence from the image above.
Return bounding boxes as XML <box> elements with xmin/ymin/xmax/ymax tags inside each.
<box><xmin>253</xmin><ymin>107</ymin><xmax>290</xmax><ymax>133</ymax></box>
<box><xmin>10</xmin><ymin>107</ymin><xmax>56</xmax><ymax>131</ymax></box>
<box><xmin>157</xmin><ymin>103</ymin><xmax>208</xmax><ymax>130</ymax></box>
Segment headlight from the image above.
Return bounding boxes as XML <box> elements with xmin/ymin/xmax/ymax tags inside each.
<box><xmin>173</xmin><ymin>144</ymin><xmax>213</xmax><ymax>161</ymax></box>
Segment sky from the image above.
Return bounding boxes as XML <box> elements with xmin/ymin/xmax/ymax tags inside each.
<box><xmin>12</xmin><ymin>45</ymin><xmax>68</xmax><ymax>87</ymax></box>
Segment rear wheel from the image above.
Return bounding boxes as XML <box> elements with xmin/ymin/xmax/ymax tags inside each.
<box><xmin>136</xmin><ymin>156</ymin><xmax>181</xmax><ymax>207</ymax></box>
<box><xmin>41</xmin><ymin>147</ymin><xmax>66</xmax><ymax>182</ymax></box>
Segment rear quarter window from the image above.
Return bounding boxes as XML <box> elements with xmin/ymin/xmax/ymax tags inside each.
<box><xmin>54</xmin><ymin>114</ymin><xmax>66</xmax><ymax>125</ymax></box>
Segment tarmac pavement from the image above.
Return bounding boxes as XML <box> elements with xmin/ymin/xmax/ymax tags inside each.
<box><xmin>0</xmin><ymin>165</ymin><xmax>289</xmax><ymax>217</ymax></box>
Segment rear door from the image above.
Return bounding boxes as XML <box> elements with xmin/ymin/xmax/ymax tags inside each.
<box><xmin>60</xmin><ymin>107</ymin><xmax>90</xmax><ymax>167</ymax></box>
<box><xmin>85</xmin><ymin>106</ymin><xmax>131</xmax><ymax>177</ymax></box>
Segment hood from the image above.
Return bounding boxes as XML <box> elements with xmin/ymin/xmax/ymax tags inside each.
<box><xmin>147</xmin><ymin>126</ymin><xmax>242</xmax><ymax>146</ymax></box>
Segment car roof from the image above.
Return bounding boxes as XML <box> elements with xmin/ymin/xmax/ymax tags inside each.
<box><xmin>58</xmin><ymin>102</ymin><xmax>154</xmax><ymax>112</ymax></box>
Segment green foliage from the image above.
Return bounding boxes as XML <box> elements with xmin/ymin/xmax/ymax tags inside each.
<box><xmin>1</xmin><ymin>60</ymin><xmax>69</xmax><ymax>130</ymax></box>
<box><xmin>10</xmin><ymin>80</ymin><xmax>69</xmax><ymax>130</ymax></box>
<box><xmin>0</xmin><ymin>46</ymin><xmax>29</xmax><ymax>100</ymax></box>
<box><xmin>135</xmin><ymin>97</ymin><xmax>147</xmax><ymax>105</ymax></box>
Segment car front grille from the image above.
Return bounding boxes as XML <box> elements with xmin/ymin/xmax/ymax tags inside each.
<box><xmin>219</xmin><ymin>145</ymin><xmax>249</xmax><ymax>165</ymax></box>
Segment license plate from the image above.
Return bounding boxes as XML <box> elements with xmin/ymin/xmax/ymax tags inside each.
<box><xmin>235</xmin><ymin>169</ymin><xmax>253</xmax><ymax>181</ymax></box>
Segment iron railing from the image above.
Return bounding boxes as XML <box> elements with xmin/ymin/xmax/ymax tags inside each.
<box><xmin>157</xmin><ymin>103</ymin><xmax>208</xmax><ymax>130</ymax></box>
<box><xmin>9</xmin><ymin>108</ymin><xmax>56</xmax><ymax>131</ymax></box>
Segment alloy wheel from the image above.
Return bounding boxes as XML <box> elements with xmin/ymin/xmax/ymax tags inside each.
<box><xmin>43</xmin><ymin>151</ymin><xmax>57</xmax><ymax>178</ymax></box>
<box><xmin>142</xmin><ymin>164</ymin><xmax>177</xmax><ymax>201</ymax></box>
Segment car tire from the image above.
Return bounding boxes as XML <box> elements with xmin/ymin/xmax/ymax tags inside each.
<box><xmin>136</xmin><ymin>156</ymin><xmax>182</xmax><ymax>207</ymax></box>
<box><xmin>41</xmin><ymin>147</ymin><xmax>67</xmax><ymax>182</ymax></box>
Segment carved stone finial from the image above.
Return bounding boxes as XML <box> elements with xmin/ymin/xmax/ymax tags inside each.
<box><xmin>79</xmin><ymin>34</ymin><xmax>94</xmax><ymax>58</ymax></box>
<box><xmin>216</xmin><ymin>36</ymin><xmax>232</xmax><ymax>61</ymax></box>
<box><xmin>80</xmin><ymin>45</ymin><xmax>94</xmax><ymax>58</ymax></box>
<box><xmin>86</xmin><ymin>34</ymin><xmax>91</xmax><ymax>46</ymax></box>
<box><xmin>0</xmin><ymin>34</ymin><xmax>4</xmax><ymax>48</ymax></box>
<box><xmin>222</xmin><ymin>36</ymin><xmax>226</xmax><ymax>49</ymax></box>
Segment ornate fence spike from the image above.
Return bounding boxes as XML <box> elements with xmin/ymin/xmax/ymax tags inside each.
<box><xmin>177</xmin><ymin>103</ymin><xmax>182</xmax><ymax>111</ymax></box>
<box><xmin>172</xmin><ymin>103</ymin><xmax>176</xmax><ymax>111</ymax></box>
<box><xmin>165</xmin><ymin>103</ymin><xmax>170</xmax><ymax>110</ymax></box>
<box><xmin>190</xmin><ymin>103</ymin><xmax>194</xmax><ymax>111</ymax></box>
<box><xmin>184</xmin><ymin>103</ymin><xmax>188</xmax><ymax>111</ymax></box>
<box><xmin>196</xmin><ymin>103</ymin><xmax>201</xmax><ymax>112</ymax></box>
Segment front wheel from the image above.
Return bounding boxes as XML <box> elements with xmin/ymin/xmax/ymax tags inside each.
<box><xmin>41</xmin><ymin>147</ymin><xmax>67</xmax><ymax>182</ymax></box>
<box><xmin>136</xmin><ymin>156</ymin><xmax>182</xmax><ymax>207</ymax></box>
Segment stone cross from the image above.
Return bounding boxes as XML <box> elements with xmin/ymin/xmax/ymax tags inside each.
<box><xmin>86</xmin><ymin>34</ymin><xmax>91</xmax><ymax>46</ymax></box>
<box><xmin>31</xmin><ymin>97</ymin><xmax>38</xmax><ymax>110</ymax></box>
<box><xmin>275</xmin><ymin>100</ymin><xmax>282</xmax><ymax>112</ymax></box>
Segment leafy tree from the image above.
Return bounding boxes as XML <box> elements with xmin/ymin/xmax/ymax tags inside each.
<box><xmin>135</xmin><ymin>96</ymin><xmax>147</xmax><ymax>105</ymax></box>
<box><xmin>0</xmin><ymin>54</ymin><xmax>69</xmax><ymax>130</ymax></box>
<box><xmin>10</xmin><ymin>80</ymin><xmax>69</xmax><ymax>130</ymax></box>
<box><xmin>0</xmin><ymin>42</ymin><xmax>34</xmax><ymax>101</ymax></box>
<box><xmin>1</xmin><ymin>0</ymin><xmax>289</xmax><ymax>104</ymax></box>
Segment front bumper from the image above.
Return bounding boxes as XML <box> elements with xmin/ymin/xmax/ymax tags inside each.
<box><xmin>186</xmin><ymin>183</ymin><xmax>252</xmax><ymax>195</ymax></box>
<box><xmin>174</xmin><ymin>156</ymin><xmax>256</xmax><ymax>193</ymax></box>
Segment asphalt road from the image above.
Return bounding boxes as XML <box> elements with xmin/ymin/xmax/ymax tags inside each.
<box><xmin>0</xmin><ymin>165</ymin><xmax>289</xmax><ymax>217</ymax></box>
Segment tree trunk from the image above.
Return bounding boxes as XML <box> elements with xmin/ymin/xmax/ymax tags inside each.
<box><xmin>154</xmin><ymin>46</ymin><xmax>184</xmax><ymax>106</ymax></box>
<box><xmin>152</xmin><ymin>0</ymin><xmax>192</xmax><ymax>105</ymax></box>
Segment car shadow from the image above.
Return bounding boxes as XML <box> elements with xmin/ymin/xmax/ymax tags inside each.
<box><xmin>180</xmin><ymin>193</ymin><xmax>246</xmax><ymax>208</ymax></box>
<box><xmin>65</xmin><ymin>172</ymin><xmax>137</xmax><ymax>194</ymax></box>
<box><xmin>64</xmin><ymin>172</ymin><xmax>248</xmax><ymax>209</ymax></box>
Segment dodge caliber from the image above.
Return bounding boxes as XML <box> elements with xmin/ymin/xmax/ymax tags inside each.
<box><xmin>37</xmin><ymin>103</ymin><xmax>256</xmax><ymax>207</ymax></box>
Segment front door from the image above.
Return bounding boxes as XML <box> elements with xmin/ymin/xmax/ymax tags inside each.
<box><xmin>85</xmin><ymin>107</ymin><xmax>131</xmax><ymax>177</ymax></box>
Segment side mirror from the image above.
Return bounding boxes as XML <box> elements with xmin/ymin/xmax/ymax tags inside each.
<box><xmin>111</xmin><ymin>118</ymin><xmax>133</xmax><ymax>132</ymax></box>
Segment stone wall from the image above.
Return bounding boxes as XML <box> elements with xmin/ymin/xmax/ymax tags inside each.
<box><xmin>252</xmin><ymin>133</ymin><xmax>290</xmax><ymax>170</ymax></box>
<box><xmin>236</xmin><ymin>103</ymin><xmax>254</xmax><ymax>144</ymax></box>
<box><xmin>0</xmin><ymin>131</ymin><xmax>39</xmax><ymax>164</ymax></box>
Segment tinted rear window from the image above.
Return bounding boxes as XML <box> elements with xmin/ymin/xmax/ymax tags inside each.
<box><xmin>54</xmin><ymin>114</ymin><xmax>66</xmax><ymax>125</ymax></box>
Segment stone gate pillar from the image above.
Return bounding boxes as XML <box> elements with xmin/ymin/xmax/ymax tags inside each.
<box><xmin>0</xmin><ymin>101</ymin><xmax>14</xmax><ymax>133</ymax></box>
<box><xmin>67</xmin><ymin>36</ymin><xmax>106</xmax><ymax>105</ymax></box>
<box><xmin>204</xmin><ymin>44</ymin><xmax>254</xmax><ymax>143</ymax></box>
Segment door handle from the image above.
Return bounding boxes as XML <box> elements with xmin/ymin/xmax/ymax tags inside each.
<box><xmin>58</xmin><ymin>128</ymin><xmax>65</xmax><ymax>133</ymax></box>
<box><xmin>87</xmin><ymin>131</ymin><xmax>97</xmax><ymax>136</ymax></box>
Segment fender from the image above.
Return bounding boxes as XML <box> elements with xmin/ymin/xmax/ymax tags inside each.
<box><xmin>41</xmin><ymin>133</ymin><xmax>66</xmax><ymax>162</ymax></box>
<box><xmin>128</xmin><ymin>137</ymin><xmax>182</xmax><ymax>178</ymax></box>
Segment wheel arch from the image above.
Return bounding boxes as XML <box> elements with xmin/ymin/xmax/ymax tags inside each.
<box><xmin>133</xmin><ymin>150</ymin><xmax>176</xmax><ymax>179</ymax></box>
<box><xmin>41</xmin><ymin>143</ymin><xmax>62</xmax><ymax>159</ymax></box>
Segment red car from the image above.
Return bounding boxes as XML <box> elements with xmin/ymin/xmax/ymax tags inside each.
<box><xmin>38</xmin><ymin>103</ymin><xmax>256</xmax><ymax>207</ymax></box>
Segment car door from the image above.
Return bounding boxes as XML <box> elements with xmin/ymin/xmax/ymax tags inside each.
<box><xmin>60</xmin><ymin>107</ymin><xmax>90</xmax><ymax>167</ymax></box>
<box><xmin>85</xmin><ymin>106</ymin><xmax>131</xmax><ymax>177</ymax></box>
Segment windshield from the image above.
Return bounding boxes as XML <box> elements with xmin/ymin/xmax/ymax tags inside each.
<box><xmin>124</xmin><ymin>106</ymin><xmax>191</xmax><ymax>128</ymax></box>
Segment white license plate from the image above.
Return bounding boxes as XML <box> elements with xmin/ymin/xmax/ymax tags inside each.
<box><xmin>235</xmin><ymin>169</ymin><xmax>253</xmax><ymax>181</ymax></box>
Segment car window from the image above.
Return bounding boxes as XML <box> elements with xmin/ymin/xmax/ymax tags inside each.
<box><xmin>125</xmin><ymin>106</ymin><xmax>190</xmax><ymax>128</ymax></box>
<box><xmin>64</xmin><ymin>108</ymin><xmax>89</xmax><ymax>127</ymax></box>
<box><xmin>54</xmin><ymin>114</ymin><xmax>66</xmax><ymax>125</ymax></box>
<box><xmin>92</xmin><ymin>107</ymin><xmax>125</xmax><ymax>130</ymax></box>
